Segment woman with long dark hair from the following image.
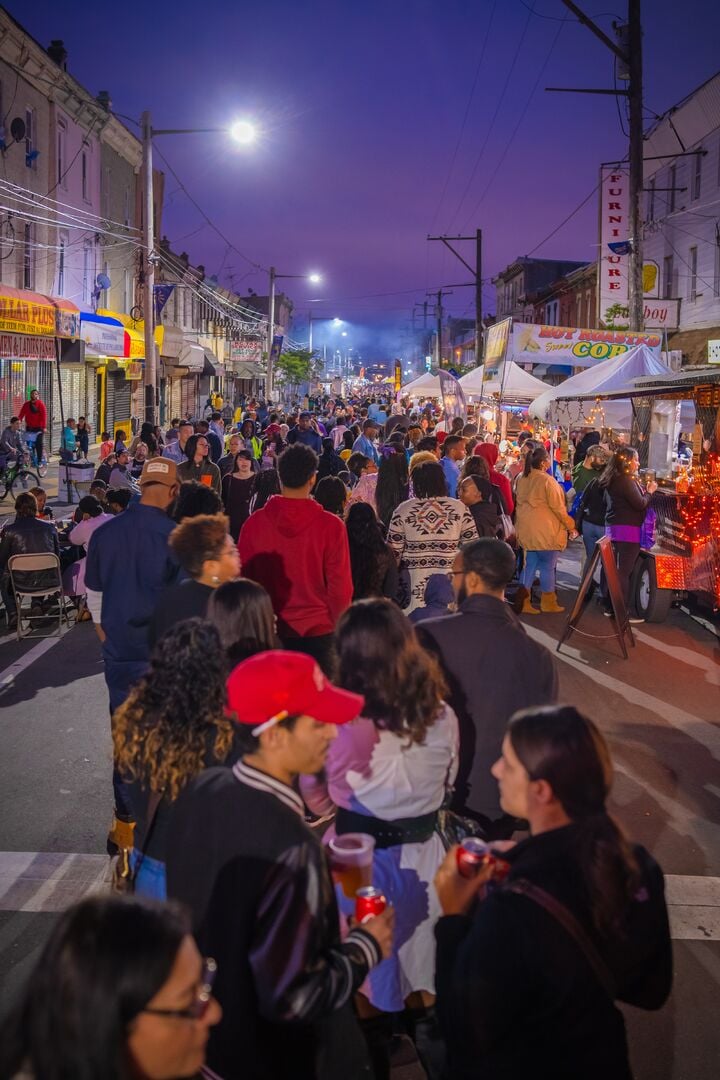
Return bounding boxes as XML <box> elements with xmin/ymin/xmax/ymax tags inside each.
<box><xmin>598</xmin><ymin>445</ymin><xmax>657</xmax><ymax>619</ymax></box>
<box><xmin>207</xmin><ymin>578</ymin><xmax>277</xmax><ymax>665</ymax></box>
<box><xmin>515</xmin><ymin>446</ymin><xmax>576</xmax><ymax>614</ymax></box>
<box><xmin>221</xmin><ymin>449</ymin><xmax>255</xmax><ymax>540</ymax></box>
<box><xmin>301</xmin><ymin>599</ymin><xmax>458</xmax><ymax>1018</ymax></box>
<box><xmin>375</xmin><ymin>446</ymin><xmax>409</xmax><ymax>534</ymax></box>
<box><xmin>433</xmin><ymin>704</ymin><xmax>672</xmax><ymax>1080</ymax></box>
<box><xmin>313</xmin><ymin>475</ymin><xmax>347</xmax><ymax>517</ymax></box>
<box><xmin>113</xmin><ymin>619</ymin><xmax>239</xmax><ymax>898</ymax></box>
<box><xmin>387</xmin><ymin>461</ymin><xmax>477</xmax><ymax>612</ymax></box>
<box><xmin>345</xmin><ymin>502</ymin><xmax>399</xmax><ymax>600</ymax></box>
<box><xmin>0</xmin><ymin>895</ymin><xmax>220</xmax><ymax>1080</ymax></box>
<box><xmin>249</xmin><ymin>467</ymin><xmax>281</xmax><ymax>513</ymax></box>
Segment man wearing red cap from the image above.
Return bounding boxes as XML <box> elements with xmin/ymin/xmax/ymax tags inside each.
<box><xmin>166</xmin><ymin>651</ymin><xmax>394</xmax><ymax>1080</ymax></box>
<box><xmin>239</xmin><ymin>443</ymin><xmax>352</xmax><ymax>673</ymax></box>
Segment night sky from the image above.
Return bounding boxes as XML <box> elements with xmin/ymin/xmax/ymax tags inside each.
<box><xmin>15</xmin><ymin>0</ymin><xmax>720</xmax><ymax>355</ymax></box>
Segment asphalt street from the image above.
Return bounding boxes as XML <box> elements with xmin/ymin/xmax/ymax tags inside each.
<box><xmin>0</xmin><ymin>544</ymin><xmax>718</xmax><ymax>1079</ymax></box>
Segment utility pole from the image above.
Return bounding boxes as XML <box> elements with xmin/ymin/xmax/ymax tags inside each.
<box><xmin>427</xmin><ymin>233</ymin><xmax>481</xmax><ymax>361</ymax></box>
<box><xmin>552</xmin><ymin>0</ymin><xmax>644</xmax><ymax>330</ymax></box>
<box><xmin>266</xmin><ymin>266</ymin><xmax>276</xmax><ymax>400</ymax></box>
<box><xmin>141</xmin><ymin>110</ymin><xmax>157</xmax><ymax>425</ymax></box>
<box><xmin>428</xmin><ymin>289</ymin><xmax>453</xmax><ymax>367</ymax></box>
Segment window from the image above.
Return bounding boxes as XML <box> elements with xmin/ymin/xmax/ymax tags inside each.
<box><xmin>25</xmin><ymin>108</ymin><xmax>36</xmax><ymax>169</ymax></box>
<box><xmin>172</xmin><ymin>285</ymin><xmax>179</xmax><ymax>323</ymax></box>
<box><xmin>57</xmin><ymin>230</ymin><xmax>69</xmax><ymax>295</ymax></box>
<box><xmin>183</xmin><ymin>287</ymin><xmax>189</xmax><ymax>325</ymax></box>
<box><xmin>82</xmin><ymin>150</ymin><xmax>89</xmax><ymax>201</ymax></box>
<box><xmin>22</xmin><ymin>223</ymin><xmax>34</xmax><ymax>288</ymax></box>
<box><xmin>688</xmin><ymin>246</ymin><xmax>698</xmax><ymax>301</ymax></box>
<box><xmin>663</xmin><ymin>254</ymin><xmax>674</xmax><ymax>299</ymax></box>
<box><xmin>57</xmin><ymin>119</ymin><xmax>67</xmax><ymax>187</ymax></box>
<box><xmin>692</xmin><ymin>150</ymin><xmax>702</xmax><ymax>201</ymax></box>
<box><xmin>102</xmin><ymin>165</ymin><xmax>111</xmax><ymax>219</ymax></box>
<box><xmin>82</xmin><ymin>239</ymin><xmax>94</xmax><ymax>304</ymax></box>
<box><xmin>714</xmin><ymin>237</ymin><xmax>720</xmax><ymax>299</ymax></box>
<box><xmin>122</xmin><ymin>268</ymin><xmax>131</xmax><ymax>313</ymax></box>
<box><xmin>101</xmin><ymin>260</ymin><xmax>110</xmax><ymax>306</ymax></box>
<box><xmin>669</xmin><ymin>164</ymin><xmax>677</xmax><ymax>213</ymax></box>
<box><xmin>647</xmin><ymin>177</ymin><xmax>656</xmax><ymax>221</ymax></box>
<box><xmin>123</xmin><ymin>185</ymin><xmax>130</xmax><ymax>227</ymax></box>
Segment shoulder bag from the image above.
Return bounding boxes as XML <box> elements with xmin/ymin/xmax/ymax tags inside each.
<box><xmin>505</xmin><ymin>877</ymin><xmax>616</xmax><ymax>999</ymax></box>
<box><xmin>112</xmin><ymin>791</ymin><xmax>163</xmax><ymax>895</ymax></box>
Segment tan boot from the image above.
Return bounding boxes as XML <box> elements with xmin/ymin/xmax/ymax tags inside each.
<box><xmin>540</xmin><ymin>592</ymin><xmax>565</xmax><ymax>613</ymax></box>
<box><xmin>521</xmin><ymin>596</ymin><xmax>541</xmax><ymax>615</ymax></box>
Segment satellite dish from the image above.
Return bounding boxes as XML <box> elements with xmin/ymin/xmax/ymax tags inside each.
<box><xmin>96</xmin><ymin>273</ymin><xmax>112</xmax><ymax>290</ymax></box>
<box><xmin>10</xmin><ymin>117</ymin><xmax>26</xmax><ymax>142</ymax></box>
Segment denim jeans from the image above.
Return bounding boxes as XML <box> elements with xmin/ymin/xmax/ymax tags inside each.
<box><xmin>581</xmin><ymin>521</ymin><xmax>605</xmax><ymax>571</ymax></box>
<box><xmin>130</xmin><ymin>849</ymin><xmax>167</xmax><ymax>900</ymax></box>
<box><xmin>521</xmin><ymin>550</ymin><xmax>560</xmax><ymax>593</ymax></box>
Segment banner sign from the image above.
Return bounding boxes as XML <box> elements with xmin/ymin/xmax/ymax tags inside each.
<box><xmin>80</xmin><ymin>317</ymin><xmax>125</xmax><ymax>357</ymax></box>
<box><xmin>483</xmin><ymin>317</ymin><xmax>511</xmax><ymax>381</ymax></box>
<box><xmin>643</xmin><ymin>299</ymin><xmax>680</xmax><ymax>330</ymax></box>
<box><xmin>511</xmin><ymin>322</ymin><xmax>662</xmax><ymax>366</ymax></box>
<box><xmin>154</xmin><ymin>284</ymin><xmax>176</xmax><ymax>320</ymax></box>
<box><xmin>0</xmin><ymin>332</ymin><xmax>56</xmax><ymax>359</ymax></box>
<box><xmin>230</xmin><ymin>336</ymin><xmax>263</xmax><ymax>364</ymax></box>
<box><xmin>0</xmin><ymin>289</ymin><xmax>79</xmax><ymax>338</ymax></box>
<box><xmin>394</xmin><ymin>359</ymin><xmax>402</xmax><ymax>393</ymax></box>
<box><xmin>438</xmin><ymin>370</ymin><xmax>467</xmax><ymax>423</ymax></box>
<box><xmin>269</xmin><ymin>334</ymin><xmax>284</xmax><ymax>366</ymax></box>
<box><xmin>598</xmin><ymin>165</ymin><xmax>630</xmax><ymax>326</ymax></box>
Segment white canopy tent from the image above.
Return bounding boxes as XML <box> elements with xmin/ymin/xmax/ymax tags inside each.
<box><xmin>458</xmin><ymin>366</ymin><xmax>485</xmax><ymax>397</ymax></box>
<box><xmin>529</xmin><ymin>345</ymin><xmax>672</xmax><ymax>427</ymax></box>
<box><xmin>401</xmin><ymin>370</ymin><xmax>442</xmax><ymax>396</ymax></box>
<box><xmin>484</xmin><ymin>361</ymin><xmax>548</xmax><ymax>401</ymax></box>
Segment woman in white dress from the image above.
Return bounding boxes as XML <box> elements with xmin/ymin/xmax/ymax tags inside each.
<box><xmin>301</xmin><ymin>598</ymin><xmax>459</xmax><ymax>1015</ymax></box>
<box><xmin>387</xmin><ymin>461</ymin><xmax>477</xmax><ymax>612</ymax></box>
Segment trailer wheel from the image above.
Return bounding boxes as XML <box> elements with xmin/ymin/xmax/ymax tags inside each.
<box><xmin>633</xmin><ymin>556</ymin><xmax>673</xmax><ymax>623</ymax></box>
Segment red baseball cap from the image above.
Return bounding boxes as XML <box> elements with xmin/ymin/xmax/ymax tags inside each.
<box><xmin>227</xmin><ymin>651</ymin><xmax>364</xmax><ymax>735</ymax></box>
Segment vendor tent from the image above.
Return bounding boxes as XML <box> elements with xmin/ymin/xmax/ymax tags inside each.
<box><xmin>458</xmin><ymin>366</ymin><xmax>485</xmax><ymax>397</ymax></box>
<box><xmin>484</xmin><ymin>361</ymin><xmax>548</xmax><ymax>401</ymax></box>
<box><xmin>401</xmin><ymin>370</ymin><xmax>442</xmax><ymax>396</ymax></box>
<box><xmin>529</xmin><ymin>345</ymin><xmax>671</xmax><ymax>423</ymax></box>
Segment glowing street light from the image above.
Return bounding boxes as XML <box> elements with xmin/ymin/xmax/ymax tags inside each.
<box><xmin>229</xmin><ymin>119</ymin><xmax>258</xmax><ymax>145</ymax></box>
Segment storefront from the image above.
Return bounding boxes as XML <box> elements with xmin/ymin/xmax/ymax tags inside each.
<box><xmin>78</xmin><ymin>312</ymin><xmax>129</xmax><ymax>440</ymax></box>
<box><xmin>0</xmin><ymin>286</ymin><xmax>80</xmax><ymax>451</ymax></box>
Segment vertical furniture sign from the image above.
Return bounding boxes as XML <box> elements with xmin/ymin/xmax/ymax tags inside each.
<box><xmin>598</xmin><ymin>165</ymin><xmax>630</xmax><ymax>326</ymax></box>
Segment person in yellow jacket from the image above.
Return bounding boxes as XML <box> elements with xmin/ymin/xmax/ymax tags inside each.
<box><xmin>515</xmin><ymin>445</ymin><xmax>577</xmax><ymax>614</ymax></box>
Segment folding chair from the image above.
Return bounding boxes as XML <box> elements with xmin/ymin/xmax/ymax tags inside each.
<box><xmin>7</xmin><ymin>553</ymin><xmax>72</xmax><ymax>640</ymax></box>
<box><xmin>69</xmin><ymin>478</ymin><xmax>95</xmax><ymax>504</ymax></box>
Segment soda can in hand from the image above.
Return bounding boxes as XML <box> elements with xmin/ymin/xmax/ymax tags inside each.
<box><xmin>355</xmin><ymin>886</ymin><xmax>387</xmax><ymax>924</ymax></box>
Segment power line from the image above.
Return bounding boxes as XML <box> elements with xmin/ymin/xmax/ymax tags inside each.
<box><xmin>525</xmin><ymin>180</ymin><xmax>602</xmax><ymax>257</ymax></box>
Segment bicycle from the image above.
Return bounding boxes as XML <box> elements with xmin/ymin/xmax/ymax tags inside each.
<box><xmin>24</xmin><ymin>430</ymin><xmax>48</xmax><ymax>477</ymax></box>
<box><xmin>0</xmin><ymin>452</ymin><xmax>40</xmax><ymax>500</ymax></box>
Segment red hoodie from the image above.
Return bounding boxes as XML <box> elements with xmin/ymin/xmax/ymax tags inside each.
<box><xmin>238</xmin><ymin>496</ymin><xmax>352</xmax><ymax>638</ymax></box>
<box><xmin>18</xmin><ymin>398</ymin><xmax>47</xmax><ymax>431</ymax></box>
<box><xmin>474</xmin><ymin>442</ymin><xmax>514</xmax><ymax>515</ymax></box>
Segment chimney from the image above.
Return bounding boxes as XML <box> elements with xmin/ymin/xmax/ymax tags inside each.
<box><xmin>97</xmin><ymin>90</ymin><xmax>112</xmax><ymax>111</ymax></box>
<box><xmin>47</xmin><ymin>40</ymin><xmax>68</xmax><ymax>70</ymax></box>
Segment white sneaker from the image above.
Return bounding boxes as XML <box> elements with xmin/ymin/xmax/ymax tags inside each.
<box><xmin>628</xmin><ymin>616</ymin><xmax>645</xmax><ymax>624</ymax></box>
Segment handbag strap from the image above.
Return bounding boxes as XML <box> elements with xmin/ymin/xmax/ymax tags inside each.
<box><xmin>132</xmin><ymin>791</ymin><xmax>164</xmax><ymax>880</ymax></box>
<box><xmin>506</xmin><ymin>878</ymin><xmax>616</xmax><ymax>1000</ymax></box>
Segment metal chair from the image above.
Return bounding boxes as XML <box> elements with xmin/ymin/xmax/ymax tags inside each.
<box><xmin>7</xmin><ymin>553</ymin><xmax>72</xmax><ymax>639</ymax></box>
<box><xmin>70</xmin><ymin>478</ymin><xmax>95</xmax><ymax>503</ymax></box>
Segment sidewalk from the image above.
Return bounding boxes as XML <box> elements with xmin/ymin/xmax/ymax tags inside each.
<box><xmin>0</xmin><ymin>445</ymin><xmax>101</xmax><ymax>525</ymax></box>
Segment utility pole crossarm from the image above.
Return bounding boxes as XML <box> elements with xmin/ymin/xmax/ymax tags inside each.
<box><xmin>560</xmin><ymin>0</ymin><xmax>627</xmax><ymax>61</ymax></box>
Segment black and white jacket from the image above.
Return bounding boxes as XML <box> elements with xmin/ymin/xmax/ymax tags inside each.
<box><xmin>166</xmin><ymin>760</ymin><xmax>380</xmax><ymax>1080</ymax></box>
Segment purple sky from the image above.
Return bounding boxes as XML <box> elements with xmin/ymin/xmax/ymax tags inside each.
<box><xmin>16</xmin><ymin>0</ymin><xmax>720</xmax><ymax>354</ymax></box>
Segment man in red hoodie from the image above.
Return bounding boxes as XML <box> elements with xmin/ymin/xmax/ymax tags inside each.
<box><xmin>18</xmin><ymin>388</ymin><xmax>47</xmax><ymax>465</ymax></box>
<box><xmin>239</xmin><ymin>443</ymin><xmax>352</xmax><ymax>673</ymax></box>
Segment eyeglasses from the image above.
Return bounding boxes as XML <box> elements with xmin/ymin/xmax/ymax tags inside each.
<box><xmin>142</xmin><ymin>958</ymin><xmax>217</xmax><ymax>1021</ymax></box>
<box><xmin>446</xmin><ymin>569</ymin><xmax>466</xmax><ymax>581</ymax></box>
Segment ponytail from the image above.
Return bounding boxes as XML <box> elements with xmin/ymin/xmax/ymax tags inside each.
<box><xmin>523</xmin><ymin>446</ymin><xmax>548</xmax><ymax>478</ymax></box>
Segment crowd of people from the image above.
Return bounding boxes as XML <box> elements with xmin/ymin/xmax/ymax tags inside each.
<box><xmin>0</xmin><ymin>393</ymin><xmax>673</xmax><ymax>1080</ymax></box>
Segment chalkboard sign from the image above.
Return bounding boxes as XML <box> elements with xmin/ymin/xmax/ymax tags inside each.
<box><xmin>558</xmin><ymin>535</ymin><xmax>635</xmax><ymax>659</ymax></box>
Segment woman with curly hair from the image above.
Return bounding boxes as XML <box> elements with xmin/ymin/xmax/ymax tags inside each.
<box><xmin>149</xmin><ymin>514</ymin><xmax>239</xmax><ymax>646</ymax></box>
<box><xmin>113</xmin><ymin>619</ymin><xmax>239</xmax><ymax>899</ymax></box>
<box><xmin>345</xmin><ymin>503</ymin><xmax>398</xmax><ymax>600</ymax></box>
<box><xmin>300</xmin><ymin>599</ymin><xmax>459</xmax><ymax>1017</ymax></box>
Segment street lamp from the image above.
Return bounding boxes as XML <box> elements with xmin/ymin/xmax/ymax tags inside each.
<box><xmin>307</xmin><ymin>316</ymin><xmax>343</xmax><ymax>366</ymax></box>
<box><xmin>266</xmin><ymin>270</ymin><xmax>323</xmax><ymax>399</ymax></box>
<box><xmin>141</xmin><ymin>111</ymin><xmax>257</xmax><ymax>424</ymax></box>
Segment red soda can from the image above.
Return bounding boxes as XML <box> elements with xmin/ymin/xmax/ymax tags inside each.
<box><xmin>456</xmin><ymin>837</ymin><xmax>493</xmax><ymax>878</ymax></box>
<box><xmin>355</xmin><ymin>886</ymin><xmax>387</xmax><ymax>923</ymax></box>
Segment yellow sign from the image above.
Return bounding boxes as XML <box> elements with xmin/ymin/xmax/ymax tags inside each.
<box><xmin>0</xmin><ymin>287</ymin><xmax>79</xmax><ymax>337</ymax></box>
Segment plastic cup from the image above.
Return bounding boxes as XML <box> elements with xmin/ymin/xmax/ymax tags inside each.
<box><xmin>328</xmin><ymin>833</ymin><xmax>375</xmax><ymax>899</ymax></box>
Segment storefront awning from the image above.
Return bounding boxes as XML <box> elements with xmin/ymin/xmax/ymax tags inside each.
<box><xmin>158</xmin><ymin>324</ymin><xmax>186</xmax><ymax>359</ymax></box>
<box><xmin>202</xmin><ymin>347</ymin><xmax>221</xmax><ymax>376</ymax></box>
<box><xmin>79</xmin><ymin>311</ymin><xmax>125</xmax><ymax>358</ymax></box>
<box><xmin>0</xmin><ymin>285</ymin><xmax>80</xmax><ymax>338</ymax></box>
<box><xmin>174</xmin><ymin>343</ymin><xmax>205</xmax><ymax>373</ymax></box>
<box><xmin>667</xmin><ymin>327</ymin><xmax>720</xmax><ymax>366</ymax></box>
<box><xmin>230</xmin><ymin>363</ymin><xmax>264</xmax><ymax>379</ymax></box>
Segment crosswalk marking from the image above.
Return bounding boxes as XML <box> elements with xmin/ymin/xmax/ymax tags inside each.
<box><xmin>1</xmin><ymin>852</ymin><xmax>718</xmax><ymax>940</ymax></box>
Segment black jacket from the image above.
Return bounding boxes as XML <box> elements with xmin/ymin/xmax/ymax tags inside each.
<box><xmin>577</xmin><ymin>476</ymin><xmax>607</xmax><ymax>527</ymax></box>
<box><xmin>166</xmin><ymin>762</ymin><xmax>379</xmax><ymax>1080</ymax></box>
<box><xmin>604</xmin><ymin>474</ymin><xmax>652</xmax><ymax>528</ymax></box>
<box><xmin>148</xmin><ymin>579</ymin><xmax>213</xmax><ymax>649</ymax></box>
<box><xmin>468</xmin><ymin>500</ymin><xmax>502</xmax><ymax>538</ymax></box>
<box><xmin>435</xmin><ymin>824</ymin><xmax>672</xmax><ymax>1080</ymax></box>
<box><xmin>418</xmin><ymin>595</ymin><xmax>558</xmax><ymax>822</ymax></box>
<box><xmin>0</xmin><ymin>516</ymin><xmax>60</xmax><ymax>593</ymax></box>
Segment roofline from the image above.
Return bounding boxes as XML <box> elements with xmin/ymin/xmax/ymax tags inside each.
<box><xmin>643</xmin><ymin>68</ymin><xmax>720</xmax><ymax>142</ymax></box>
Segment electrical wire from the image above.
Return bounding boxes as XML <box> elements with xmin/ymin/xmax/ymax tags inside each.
<box><xmin>524</xmin><ymin>180</ymin><xmax>602</xmax><ymax>257</ymax></box>
<box><xmin>427</xmin><ymin>0</ymin><xmax>498</xmax><ymax>232</ymax></box>
<box><xmin>445</xmin><ymin>0</ymin><xmax>535</xmax><ymax>231</ymax></box>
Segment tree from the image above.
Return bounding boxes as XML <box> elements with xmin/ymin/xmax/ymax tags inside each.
<box><xmin>600</xmin><ymin>303</ymin><xmax>630</xmax><ymax>331</ymax></box>
<box><xmin>274</xmin><ymin>349</ymin><xmax>315</xmax><ymax>391</ymax></box>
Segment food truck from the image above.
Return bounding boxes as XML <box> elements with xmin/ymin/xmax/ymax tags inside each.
<box><xmin>599</xmin><ymin>366</ymin><xmax>720</xmax><ymax>623</ymax></box>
